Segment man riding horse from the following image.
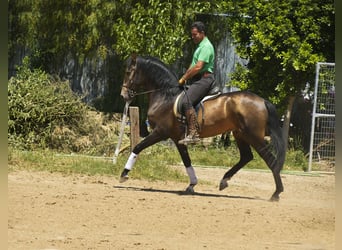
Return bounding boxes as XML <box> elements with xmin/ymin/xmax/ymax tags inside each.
<box><xmin>178</xmin><ymin>21</ymin><xmax>216</xmax><ymax>144</ymax></box>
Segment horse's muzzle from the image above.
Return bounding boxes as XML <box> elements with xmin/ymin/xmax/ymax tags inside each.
<box><xmin>120</xmin><ymin>87</ymin><xmax>134</xmax><ymax>102</ymax></box>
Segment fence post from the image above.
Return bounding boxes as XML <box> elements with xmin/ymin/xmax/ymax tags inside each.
<box><xmin>129</xmin><ymin>106</ymin><xmax>140</xmax><ymax>150</ymax></box>
<box><xmin>308</xmin><ymin>62</ymin><xmax>335</xmax><ymax>172</ymax></box>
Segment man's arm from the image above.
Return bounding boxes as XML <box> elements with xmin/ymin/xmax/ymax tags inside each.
<box><xmin>179</xmin><ymin>61</ymin><xmax>205</xmax><ymax>85</ymax></box>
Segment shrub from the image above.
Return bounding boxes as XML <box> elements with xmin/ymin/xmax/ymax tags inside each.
<box><xmin>8</xmin><ymin>57</ymin><xmax>89</xmax><ymax>150</ymax></box>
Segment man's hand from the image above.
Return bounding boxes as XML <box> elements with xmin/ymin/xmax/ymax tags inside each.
<box><xmin>178</xmin><ymin>77</ymin><xmax>186</xmax><ymax>85</ymax></box>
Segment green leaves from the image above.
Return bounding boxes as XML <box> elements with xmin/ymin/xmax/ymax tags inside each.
<box><xmin>9</xmin><ymin>0</ymin><xmax>218</xmax><ymax>67</ymax></box>
<box><xmin>113</xmin><ymin>0</ymin><xmax>213</xmax><ymax>63</ymax></box>
<box><xmin>9</xmin><ymin>0</ymin><xmax>334</xmax><ymax>110</ymax></box>
<box><xmin>224</xmin><ymin>0</ymin><xmax>334</xmax><ymax>104</ymax></box>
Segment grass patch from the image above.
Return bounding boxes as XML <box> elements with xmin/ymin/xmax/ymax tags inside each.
<box><xmin>8</xmin><ymin>146</ymin><xmax>188</xmax><ymax>183</ymax></box>
<box><xmin>186</xmin><ymin>144</ymin><xmax>305</xmax><ymax>171</ymax></box>
<box><xmin>9</xmin><ymin>139</ymin><xmax>323</xmax><ymax>185</ymax></box>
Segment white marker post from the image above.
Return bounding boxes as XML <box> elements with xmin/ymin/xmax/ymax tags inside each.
<box><xmin>113</xmin><ymin>101</ymin><xmax>130</xmax><ymax>164</ymax></box>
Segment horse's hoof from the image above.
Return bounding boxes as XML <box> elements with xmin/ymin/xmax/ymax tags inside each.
<box><xmin>219</xmin><ymin>180</ymin><xmax>228</xmax><ymax>190</ymax></box>
<box><xmin>269</xmin><ymin>195</ymin><xmax>280</xmax><ymax>202</ymax></box>
<box><xmin>185</xmin><ymin>184</ymin><xmax>196</xmax><ymax>194</ymax></box>
<box><xmin>119</xmin><ymin>175</ymin><xmax>129</xmax><ymax>183</ymax></box>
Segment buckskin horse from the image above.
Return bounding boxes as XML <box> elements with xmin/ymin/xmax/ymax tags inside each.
<box><xmin>119</xmin><ymin>55</ymin><xmax>285</xmax><ymax>201</ymax></box>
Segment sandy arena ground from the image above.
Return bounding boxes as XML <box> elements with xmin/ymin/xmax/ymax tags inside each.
<box><xmin>8</xmin><ymin>167</ymin><xmax>335</xmax><ymax>250</ymax></box>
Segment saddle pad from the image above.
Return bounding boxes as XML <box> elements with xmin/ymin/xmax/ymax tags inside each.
<box><xmin>173</xmin><ymin>91</ymin><xmax>221</xmax><ymax>119</ymax></box>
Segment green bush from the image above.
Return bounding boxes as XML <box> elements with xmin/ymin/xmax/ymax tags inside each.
<box><xmin>8</xmin><ymin>57</ymin><xmax>89</xmax><ymax>150</ymax></box>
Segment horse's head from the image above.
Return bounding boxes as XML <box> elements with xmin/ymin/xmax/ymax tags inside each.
<box><xmin>121</xmin><ymin>54</ymin><xmax>180</xmax><ymax>102</ymax></box>
<box><xmin>120</xmin><ymin>54</ymin><xmax>144</xmax><ymax>102</ymax></box>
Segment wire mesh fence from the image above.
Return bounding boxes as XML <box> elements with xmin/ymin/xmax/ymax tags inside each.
<box><xmin>308</xmin><ymin>62</ymin><xmax>335</xmax><ymax>171</ymax></box>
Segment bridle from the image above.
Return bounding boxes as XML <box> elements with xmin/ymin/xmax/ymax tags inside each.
<box><xmin>121</xmin><ymin>63</ymin><xmax>137</xmax><ymax>98</ymax></box>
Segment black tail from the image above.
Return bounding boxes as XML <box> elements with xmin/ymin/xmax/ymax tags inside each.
<box><xmin>264</xmin><ymin>100</ymin><xmax>286</xmax><ymax>171</ymax></box>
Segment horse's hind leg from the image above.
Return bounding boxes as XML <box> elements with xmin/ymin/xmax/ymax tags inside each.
<box><xmin>254</xmin><ymin>143</ymin><xmax>284</xmax><ymax>201</ymax></box>
<box><xmin>270</xmin><ymin>168</ymin><xmax>283</xmax><ymax>201</ymax></box>
<box><xmin>219</xmin><ymin>135</ymin><xmax>253</xmax><ymax>190</ymax></box>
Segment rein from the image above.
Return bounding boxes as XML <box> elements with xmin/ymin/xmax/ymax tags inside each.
<box><xmin>122</xmin><ymin>84</ymin><xmax>165</xmax><ymax>98</ymax></box>
<box><xmin>122</xmin><ymin>84</ymin><xmax>180</xmax><ymax>98</ymax></box>
<box><xmin>132</xmin><ymin>88</ymin><xmax>165</xmax><ymax>97</ymax></box>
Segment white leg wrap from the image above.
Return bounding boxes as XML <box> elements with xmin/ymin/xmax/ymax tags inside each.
<box><xmin>124</xmin><ymin>152</ymin><xmax>138</xmax><ymax>170</ymax></box>
<box><xmin>186</xmin><ymin>166</ymin><xmax>198</xmax><ymax>185</ymax></box>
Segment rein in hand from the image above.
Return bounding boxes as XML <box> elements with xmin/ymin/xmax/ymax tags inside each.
<box><xmin>127</xmin><ymin>85</ymin><xmax>182</xmax><ymax>98</ymax></box>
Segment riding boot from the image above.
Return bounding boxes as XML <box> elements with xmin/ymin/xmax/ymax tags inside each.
<box><xmin>178</xmin><ymin>108</ymin><xmax>200</xmax><ymax>145</ymax></box>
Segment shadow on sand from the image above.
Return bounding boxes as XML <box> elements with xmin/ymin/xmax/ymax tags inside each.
<box><xmin>113</xmin><ymin>185</ymin><xmax>265</xmax><ymax>201</ymax></box>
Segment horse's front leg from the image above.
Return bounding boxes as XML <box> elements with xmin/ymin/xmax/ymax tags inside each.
<box><xmin>119</xmin><ymin>131</ymin><xmax>165</xmax><ymax>183</ymax></box>
<box><xmin>175</xmin><ymin>143</ymin><xmax>198</xmax><ymax>194</ymax></box>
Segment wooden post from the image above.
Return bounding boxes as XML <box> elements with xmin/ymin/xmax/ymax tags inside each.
<box><xmin>129</xmin><ymin>106</ymin><xmax>140</xmax><ymax>150</ymax></box>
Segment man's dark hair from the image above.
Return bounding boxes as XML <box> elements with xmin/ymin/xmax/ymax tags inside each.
<box><xmin>191</xmin><ymin>21</ymin><xmax>206</xmax><ymax>34</ymax></box>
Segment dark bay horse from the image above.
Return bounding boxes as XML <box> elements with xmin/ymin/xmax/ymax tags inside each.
<box><xmin>119</xmin><ymin>55</ymin><xmax>286</xmax><ymax>201</ymax></box>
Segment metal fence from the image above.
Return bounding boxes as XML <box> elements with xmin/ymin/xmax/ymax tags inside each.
<box><xmin>308</xmin><ymin>62</ymin><xmax>335</xmax><ymax>171</ymax></box>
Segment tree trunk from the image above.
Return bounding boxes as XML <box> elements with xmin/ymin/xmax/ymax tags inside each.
<box><xmin>282</xmin><ymin>95</ymin><xmax>296</xmax><ymax>150</ymax></box>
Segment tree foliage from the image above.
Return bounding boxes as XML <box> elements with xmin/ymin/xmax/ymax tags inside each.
<box><xmin>113</xmin><ymin>0</ymin><xmax>215</xmax><ymax>63</ymax></box>
<box><xmin>9</xmin><ymin>0</ymin><xmax>219</xmax><ymax>69</ymax></box>
<box><xmin>9</xmin><ymin>0</ymin><xmax>121</xmax><ymax>71</ymax></box>
<box><xmin>222</xmin><ymin>0</ymin><xmax>334</xmax><ymax>105</ymax></box>
<box><xmin>9</xmin><ymin>0</ymin><xmax>334</xmax><ymax>91</ymax></box>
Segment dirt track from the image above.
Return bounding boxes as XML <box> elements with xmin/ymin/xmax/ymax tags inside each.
<box><xmin>8</xmin><ymin>168</ymin><xmax>335</xmax><ymax>250</ymax></box>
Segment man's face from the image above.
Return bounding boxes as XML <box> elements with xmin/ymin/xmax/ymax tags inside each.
<box><xmin>191</xmin><ymin>28</ymin><xmax>204</xmax><ymax>44</ymax></box>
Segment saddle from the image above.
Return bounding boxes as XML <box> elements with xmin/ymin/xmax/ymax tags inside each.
<box><xmin>173</xmin><ymin>85</ymin><xmax>221</xmax><ymax>123</ymax></box>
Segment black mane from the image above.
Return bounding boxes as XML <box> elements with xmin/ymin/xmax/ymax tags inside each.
<box><xmin>136</xmin><ymin>56</ymin><xmax>182</xmax><ymax>98</ymax></box>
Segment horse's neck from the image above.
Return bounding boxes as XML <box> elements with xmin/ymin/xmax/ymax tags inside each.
<box><xmin>149</xmin><ymin>91</ymin><xmax>174</xmax><ymax>104</ymax></box>
<box><xmin>145</xmin><ymin>77</ymin><xmax>179</xmax><ymax>101</ymax></box>
<box><xmin>146</xmin><ymin>90</ymin><xmax>176</xmax><ymax>113</ymax></box>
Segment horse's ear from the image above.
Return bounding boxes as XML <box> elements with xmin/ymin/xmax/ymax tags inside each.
<box><xmin>131</xmin><ymin>52</ymin><xmax>137</xmax><ymax>64</ymax></box>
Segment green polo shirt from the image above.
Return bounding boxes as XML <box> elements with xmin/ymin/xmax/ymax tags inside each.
<box><xmin>191</xmin><ymin>37</ymin><xmax>215</xmax><ymax>74</ymax></box>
